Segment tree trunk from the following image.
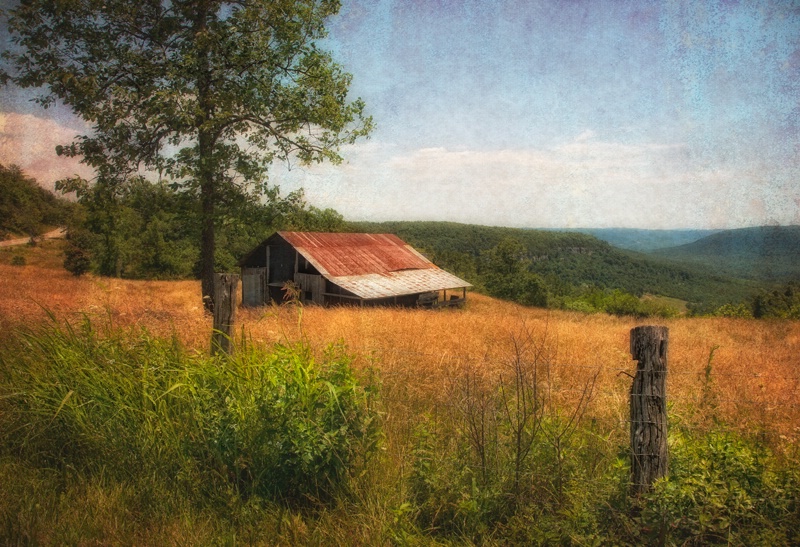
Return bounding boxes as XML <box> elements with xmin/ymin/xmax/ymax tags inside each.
<box><xmin>199</xmin><ymin>163</ymin><xmax>215</xmax><ymax>310</ymax></box>
<box><xmin>194</xmin><ymin>1</ymin><xmax>216</xmax><ymax>310</ymax></box>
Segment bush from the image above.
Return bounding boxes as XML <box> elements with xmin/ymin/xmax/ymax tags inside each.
<box><xmin>203</xmin><ymin>342</ymin><xmax>381</xmax><ymax>502</ymax></box>
<box><xmin>10</xmin><ymin>254</ymin><xmax>25</xmax><ymax>266</ymax></box>
<box><xmin>639</xmin><ymin>426</ymin><xmax>800</xmax><ymax>545</ymax></box>
<box><xmin>63</xmin><ymin>228</ymin><xmax>93</xmax><ymax>276</ymax></box>
<box><xmin>560</xmin><ymin>288</ymin><xmax>682</xmax><ymax>318</ymax></box>
<box><xmin>713</xmin><ymin>303</ymin><xmax>753</xmax><ymax>318</ymax></box>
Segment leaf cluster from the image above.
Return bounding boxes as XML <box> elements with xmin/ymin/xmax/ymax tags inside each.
<box><xmin>2</xmin><ymin>0</ymin><xmax>373</xmax><ymax>190</ymax></box>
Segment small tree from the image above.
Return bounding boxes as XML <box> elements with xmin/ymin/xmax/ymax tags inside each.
<box><xmin>481</xmin><ymin>237</ymin><xmax>549</xmax><ymax>306</ymax></box>
<box><xmin>2</xmin><ymin>0</ymin><xmax>372</xmax><ymax>305</ymax></box>
<box><xmin>63</xmin><ymin>228</ymin><xmax>93</xmax><ymax>276</ymax></box>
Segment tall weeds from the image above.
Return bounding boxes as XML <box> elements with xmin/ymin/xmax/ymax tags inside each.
<box><xmin>0</xmin><ymin>318</ymin><xmax>380</xmax><ymax>542</ymax></box>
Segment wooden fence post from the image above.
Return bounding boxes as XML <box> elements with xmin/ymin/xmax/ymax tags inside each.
<box><xmin>212</xmin><ymin>273</ymin><xmax>239</xmax><ymax>356</ymax></box>
<box><xmin>629</xmin><ymin>325</ymin><xmax>669</xmax><ymax>495</ymax></box>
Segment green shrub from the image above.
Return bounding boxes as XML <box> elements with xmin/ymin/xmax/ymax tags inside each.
<box><xmin>10</xmin><ymin>254</ymin><xmax>25</xmax><ymax>266</ymax></box>
<box><xmin>202</xmin><ymin>342</ymin><xmax>381</xmax><ymax>502</ymax></box>
<box><xmin>407</xmin><ymin>416</ymin><xmax>500</xmax><ymax>539</ymax></box>
<box><xmin>713</xmin><ymin>303</ymin><xmax>753</xmax><ymax>318</ymax></box>
<box><xmin>63</xmin><ymin>228</ymin><xmax>93</xmax><ymax>276</ymax></box>
<box><xmin>560</xmin><ymin>288</ymin><xmax>681</xmax><ymax>317</ymax></box>
<box><xmin>639</xmin><ymin>426</ymin><xmax>800</xmax><ymax>545</ymax></box>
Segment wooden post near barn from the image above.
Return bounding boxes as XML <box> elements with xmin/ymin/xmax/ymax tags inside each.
<box><xmin>212</xmin><ymin>273</ymin><xmax>239</xmax><ymax>356</ymax></box>
<box><xmin>629</xmin><ymin>325</ymin><xmax>669</xmax><ymax>495</ymax></box>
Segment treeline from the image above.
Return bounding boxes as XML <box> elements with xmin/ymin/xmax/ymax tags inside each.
<box><xmin>61</xmin><ymin>176</ymin><xmax>346</xmax><ymax>279</ymax></box>
<box><xmin>1</xmin><ymin>165</ymin><xmax>346</xmax><ymax>279</ymax></box>
<box><xmin>6</xmin><ymin>167</ymin><xmax>790</xmax><ymax>318</ymax></box>
<box><xmin>0</xmin><ymin>164</ymin><xmax>75</xmax><ymax>239</ymax></box>
<box><xmin>354</xmin><ymin>221</ymin><xmax>759</xmax><ymax>316</ymax></box>
<box><xmin>713</xmin><ymin>282</ymin><xmax>800</xmax><ymax>319</ymax></box>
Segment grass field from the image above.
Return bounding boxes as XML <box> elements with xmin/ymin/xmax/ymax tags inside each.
<box><xmin>3</xmin><ymin>240</ymin><xmax>798</xmax><ymax>440</ymax></box>
<box><xmin>2</xmin><ymin>241</ymin><xmax>799</xmax><ymax>544</ymax></box>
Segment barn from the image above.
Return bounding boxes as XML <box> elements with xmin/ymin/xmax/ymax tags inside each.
<box><xmin>238</xmin><ymin>231</ymin><xmax>472</xmax><ymax>308</ymax></box>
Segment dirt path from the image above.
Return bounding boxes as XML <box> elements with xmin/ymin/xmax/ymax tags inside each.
<box><xmin>0</xmin><ymin>228</ymin><xmax>67</xmax><ymax>248</ymax></box>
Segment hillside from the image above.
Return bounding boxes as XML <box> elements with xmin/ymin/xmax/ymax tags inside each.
<box><xmin>0</xmin><ymin>164</ymin><xmax>74</xmax><ymax>240</ymax></box>
<box><xmin>352</xmin><ymin>221</ymin><xmax>757</xmax><ymax>312</ymax></box>
<box><xmin>652</xmin><ymin>225</ymin><xmax>800</xmax><ymax>282</ymax></box>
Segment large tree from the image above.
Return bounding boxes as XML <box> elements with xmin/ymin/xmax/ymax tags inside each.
<box><xmin>1</xmin><ymin>0</ymin><xmax>372</xmax><ymax>304</ymax></box>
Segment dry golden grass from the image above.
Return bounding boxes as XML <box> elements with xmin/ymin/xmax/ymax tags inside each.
<box><xmin>2</xmin><ymin>241</ymin><xmax>798</xmax><ymax>447</ymax></box>
<box><xmin>0</xmin><ymin>241</ymin><xmax>204</xmax><ymax>341</ymax></box>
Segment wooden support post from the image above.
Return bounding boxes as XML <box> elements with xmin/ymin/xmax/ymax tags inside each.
<box><xmin>629</xmin><ymin>325</ymin><xmax>669</xmax><ymax>495</ymax></box>
<box><xmin>265</xmin><ymin>246</ymin><xmax>270</xmax><ymax>305</ymax></box>
<box><xmin>212</xmin><ymin>273</ymin><xmax>239</xmax><ymax>356</ymax></box>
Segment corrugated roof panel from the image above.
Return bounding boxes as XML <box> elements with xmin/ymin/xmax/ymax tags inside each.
<box><xmin>330</xmin><ymin>269</ymin><xmax>472</xmax><ymax>300</ymax></box>
<box><xmin>279</xmin><ymin>231</ymin><xmax>434</xmax><ymax>277</ymax></box>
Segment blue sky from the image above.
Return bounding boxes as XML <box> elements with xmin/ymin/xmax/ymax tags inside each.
<box><xmin>2</xmin><ymin>0</ymin><xmax>799</xmax><ymax>229</ymax></box>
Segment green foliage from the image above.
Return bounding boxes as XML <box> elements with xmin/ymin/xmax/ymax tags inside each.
<box><xmin>751</xmin><ymin>282</ymin><xmax>800</xmax><ymax>319</ymax></box>
<box><xmin>403</xmin><ymin>333</ymin><xmax>607</xmax><ymax>542</ymax></box>
<box><xmin>560</xmin><ymin>288</ymin><xmax>682</xmax><ymax>318</ymax></box>
<box><xmin>0</xmin><ymin>164</ymin><xmax>73</xmax><ymax>239</ymax></box>
<box><xmin>408</xmin><ymin>416</ymin><xmax>490</xmax><ymax>538</ymax></box>
<box><xmin>62</xmin><ymin>227</ymin><xmax>93</xmax><ymax>276</ymax></box>
<box><xmin>59</xmin><ymin>175</ymin><xmax>342</xmax><ymax>279</ymax></box>
<box><xmin>1</xmin><ymin>319</ymin><xmax>799</xmax><ymax>543</ymax></box>
<box><xmin>713</xmin><ymin>302</ymin><xmax>754</xmax><ymax>318</ymax></box>
<box><xmin>403</xmin><ymin>401</ymin><xmax>800</xmax><ymax>545</ymax></box>
<box><xmin>201</xmin><ymin>342</ymin><xmax>381</xmax><ymax>502</ymax></box>
<box><xmin>10</xmin><ymin>254</ymin><xmax>26</xmax><ymax>266</ymax></box>
<box><xmin>58</xmin><ymin>177</ymin><xmax>199</xmax><ymax>278</ymax></box>
<box><xmin>639</xmin><ymin>426</ymin><xmax>800</xmax><ymax>546</ymax></box>
<box><xmin>0</xmin><ymin>320</ymin><xmax>380</xmax><ymax>510</ymax></box>
<box><xmin>480</xmin><ymin>237</ymin><xmax>549</xmax><ymax>306</ymax></box>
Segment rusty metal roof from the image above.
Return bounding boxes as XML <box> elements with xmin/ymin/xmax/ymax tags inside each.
<box><xmin>278</xmin><ymin>231</ymin><xmax>472</xmax><ymax>299</ymax></box>
<box><xmin>279</xmin><ymin>231</ymin><xmax>435</xmax><ymax>277</ymax></box>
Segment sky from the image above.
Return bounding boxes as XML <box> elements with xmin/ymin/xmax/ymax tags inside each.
<box><xmin>1</xmin><ymin>0</ymin><xmax>799</xmax><ymax>229</ymax></box>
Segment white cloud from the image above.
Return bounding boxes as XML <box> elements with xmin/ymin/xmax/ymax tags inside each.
<box><xmin>0</xmin><ymin>112</ymin><xmax>94</xmax><ymax>191</ymax></box>
<box><xmin>272</xmin><ymin>133</ymin><xmax>795</xmax><ymax>229</ymax></box>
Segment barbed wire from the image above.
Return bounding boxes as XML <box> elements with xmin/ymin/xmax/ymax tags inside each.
<box><xmin>341</xmin><ymin>344</ymin><xmax>800</xmax><ymax>383</ymax></box>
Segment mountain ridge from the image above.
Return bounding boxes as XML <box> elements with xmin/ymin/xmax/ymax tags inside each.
<box><xmin>651</xmin><ymin>225</ymin><xmax>800</xmax><ymax>282</ymax></box>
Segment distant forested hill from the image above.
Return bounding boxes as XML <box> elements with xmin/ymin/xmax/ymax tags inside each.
<box><xmin>352</xmin><ymin>221</ymin><xmax>756</xmax><ymax>313</ymax></box>
<box><xmin>565</xmin><ymin>228</ymin><xmax>720</xmax><ymax>252</ymax></box>
<box><xmin>652</xmin><ymin>226</ymin><xmax>800</xmax><ymax>282</ymax></box>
